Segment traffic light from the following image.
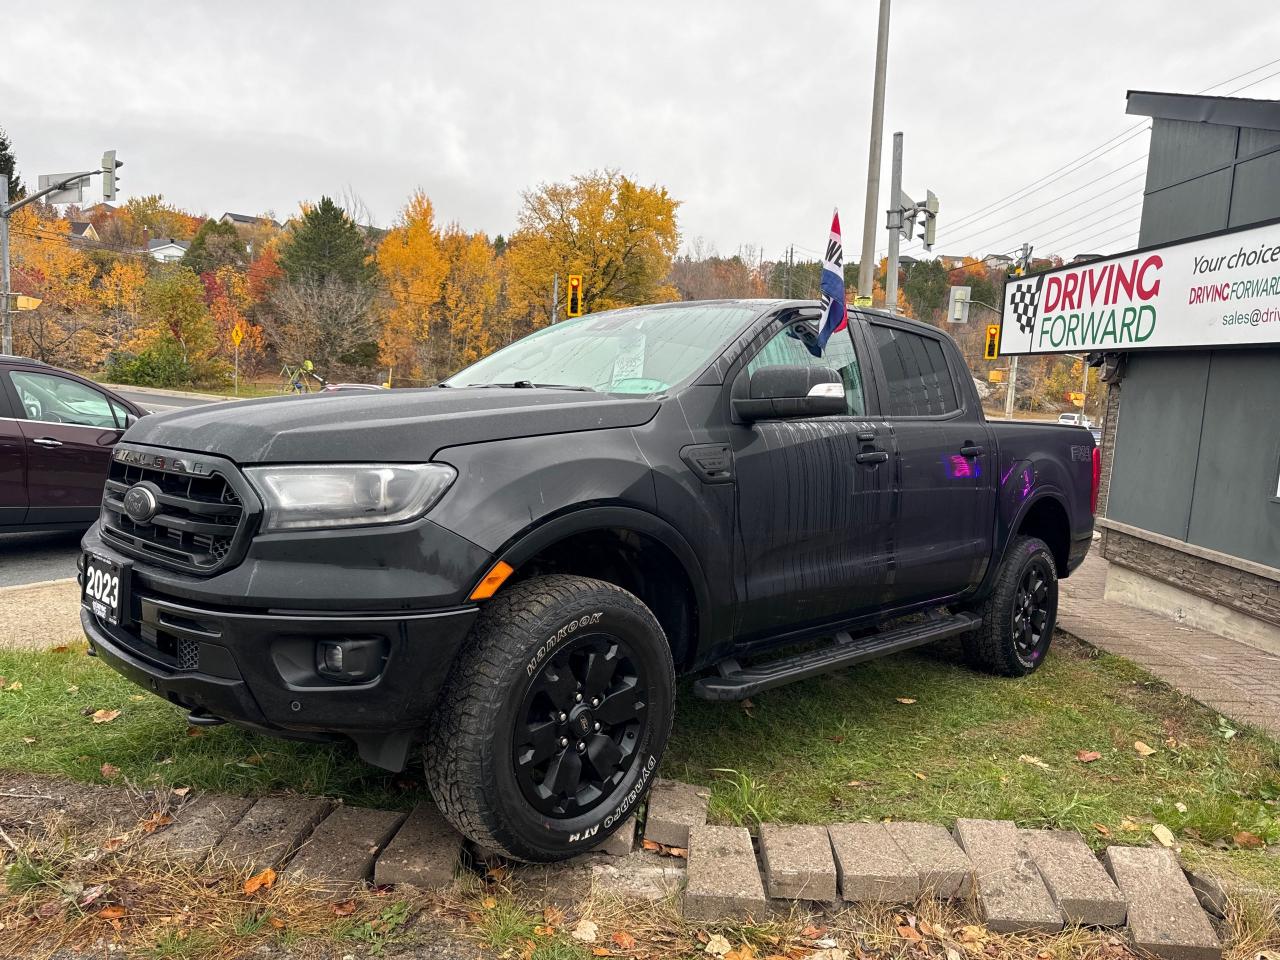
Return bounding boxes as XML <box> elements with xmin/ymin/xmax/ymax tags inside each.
<box><xmin>984</xmin><ymin>323</ymin><xmax>1001</xmax><ymax>360</ymax></box>
<box><xmin>920</xmin><ymin>190</ymin><xmax>939</xmax><ymax>250</ymax></box>
<box><xmin>566</xmin><ymin>274</ymin><xmax>583</xmax><ymax>317</ymax></box>
<box><xmin>101</xmin><ymin>150</ymin><xmax>122</xmax><ymax>201</ymax></box>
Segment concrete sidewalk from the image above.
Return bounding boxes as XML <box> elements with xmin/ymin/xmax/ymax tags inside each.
<box><xmin>0</xmin><ymin>578</ymin><xmax>82</xmax><ymax>650</ymax></box>
<box><xmin>1059</xmin><ymin>554</ymin><xmax>1280</xmax><ymax>738</ymax></box>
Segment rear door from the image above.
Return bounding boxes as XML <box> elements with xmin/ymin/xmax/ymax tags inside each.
<box><xmin>4</xmin><ymin>369</ymin><xmax>125</xmax><ymax>525</ymax></box>
<box><xmin>0</xmin><ymin>375</ymin><xmax>26</xmax><ymax>526</ymax></box>
<box><xmin>864</xmin><ymin>319</ymin><xmax>997</xmax><ymax>606</ymax></box>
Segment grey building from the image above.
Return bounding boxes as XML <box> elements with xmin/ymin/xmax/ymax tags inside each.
<box><xmin>1095</xmin><ymin>90</ymin><xmax>1279</xmax><ymax>648</ymax></box>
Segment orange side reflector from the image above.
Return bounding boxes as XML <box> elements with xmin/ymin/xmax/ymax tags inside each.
<box><xmin>469</xmin><ymin>561</ymin><xmax>514</xmax><ymax>600</ymax></box>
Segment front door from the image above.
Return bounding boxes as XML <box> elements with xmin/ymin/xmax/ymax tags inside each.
<box><xmin>0</xmin><ymin>385</ymin><xmax>26</xmax><ymax>527</ymax></box>
<box><xmin>731</xmin><ymin>315</ymin><xmax>893</xmax><ymax>642</ymax></box>
<box><xmin>6</xmin><ymin>370</ymin><xmax>125</xmax><ymax>525</ymax></box>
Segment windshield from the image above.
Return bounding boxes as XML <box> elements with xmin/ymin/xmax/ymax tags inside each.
<box><xmin>443</xmin><ymin>303</ymin><xmax>760</xmax><ymax>394</ymax></box>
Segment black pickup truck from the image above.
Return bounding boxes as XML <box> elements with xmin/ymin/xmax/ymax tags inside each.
<box><xmin>79</xmin><ymin>300</ymin><xmax>1099</xmax><ymax>861</ymax></box>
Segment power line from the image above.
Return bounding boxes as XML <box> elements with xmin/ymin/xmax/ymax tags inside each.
<box><xmin>1032</xmin><ymin>202</ymin><xmax>1145</xmax><ymax>252</ymax></box>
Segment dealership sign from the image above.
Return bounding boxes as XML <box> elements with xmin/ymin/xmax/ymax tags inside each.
<box><xmin>1000</xmin><ymin>218</ymin><xmax>1280</xmax><ymax>354</ymax></box>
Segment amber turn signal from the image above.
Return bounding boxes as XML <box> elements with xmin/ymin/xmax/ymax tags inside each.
<box><xmin>469</xmin><ymin>561</ymin><xmax>514</xmax><ymax>600</ymax></box>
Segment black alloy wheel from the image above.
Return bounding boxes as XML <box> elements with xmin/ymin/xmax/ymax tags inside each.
<box><xmin>1011</xmin><ymin>558</ymin><xmax>1053</xmax><ymax>666</ymax></box>
<box><xmin>513</xmin><ymin>634</ymin><xmax>648</xmax><ymax>818</ymax></box>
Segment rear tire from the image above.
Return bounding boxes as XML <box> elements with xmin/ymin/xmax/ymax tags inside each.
<box><xmin>424</xmin><ymin>575</ymin><xmax>675</xmax><ymax>862</ymax></box>
<box><xmin>964</xmin><ymin>535</ymin><xmax>1058</xmax><ymax>677</ymax></box>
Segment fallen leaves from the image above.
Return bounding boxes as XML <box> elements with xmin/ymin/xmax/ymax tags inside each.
<box><xmin>704</xmin><ymin>933</ymin><xmax>732</xmax><ymax>955</ymax></box>
<box><xmin>5</xmin><ymin>680</ymin><xmax>24</xmax><ymax>691</ymax></box>
<box><xmin>99</xmin><ymin>763</ymin><xmax>120</xmax><ymax>780</ymax></box>
<box><xmin>611</xmin><ymin>930</ymin><xmax>637</xmax><ymax>951</ymax></box>
<box><xmin>895</xmin><ymin>697</ymin><xmax>917</xmax><ymax>705</ymax></box>
<box><xmin>1151</xmin><ymin>824</ymin><xmax>1176</xmax><ymax>848</ymax></box>
<box><xmin>97</xmin><ymin>905</ymin><xmax>127</xmax><ymax>920</ymax></box>
<box><xmin>572</xmin><ymin>918</ymin><xmax>599</xmax><ymax>943</ymax></box>
<box><xmin>171</xmin><ymin>786</ymin><xmax>191</xmax><ymax>798</ymax></box>
<box><xmin>1075</xmin><ymin>749</ymin><xmax>1102</xmax><ymax>763</ymax></box>
<box><xmin>51</xmin><ymin>644</ymin><xmax>69</xmax><ymax>653</ymax></box>
<box><xmin>1018</xmin><ymin>754</ymin><xmax>1052</xmax><ymax>770</ymax></box>
<box><xmin>242</xmin><ymin>867</ymin><xmax>276</xmax><ymax>895</ymax></box>
<box><xmin>641</xmin><ymin>838</ymin><xmax>687</xmax><ymax>858</ymax></box>
<box><xmin>897</xmin><ymin>924</ymin><xmax>923</xmax><ymax>941</ymax></box>
<box><xmin>1133</xmin><ymin>740</ymin><xmax>1156</xmax><ymax>757</ymax></box>
<box><xmin>1093</xmin><ymin>822</ymin><xmax>1112</xmax><ymax>837</ymax></box>
<box><xmin>331</xmin><ymin>899</ymin><xmax>357</xmax><ymax>916</ymax></box>
<box><xmin>543</xmin><ymin>905</ymin><xmax>566</xmax><ymax>927</ymax></box>
<box><xmin>1233</xmin><ymin>830</ymin><xmax>1264</xmax><ymax>849</ymax></box>
<box><xmin>139</xmin><ymin>812</ymin><xmax>172</xmax><ymax>834</ymax></box>
<box><xmin>90</xmin><ymin>709</ymin><xmax>121</xmax><ymax>724</ymax></box>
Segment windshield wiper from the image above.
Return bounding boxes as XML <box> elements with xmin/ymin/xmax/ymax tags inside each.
<box><xmin>464</xmin><ymin>382</ymin><xmax>596</xmax><ymax>391</ymax></box>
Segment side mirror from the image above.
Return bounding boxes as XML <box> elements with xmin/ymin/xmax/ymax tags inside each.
<box><xmin>732</xmin><ymin>365</ymin><xmax>846</xmax><ymax>422</ymax></box>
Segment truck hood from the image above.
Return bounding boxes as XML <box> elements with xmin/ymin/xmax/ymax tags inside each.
<box><xmin>123</xmin><ymin>388</ymin><xmax>661</xmax><ymax>464</ymax></box>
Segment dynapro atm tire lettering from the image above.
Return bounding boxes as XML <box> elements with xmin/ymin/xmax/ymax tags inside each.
<box><xmin>567</xmin><ymin>753</ymin><xmax>659</xmax><ymax>843</ymax></box>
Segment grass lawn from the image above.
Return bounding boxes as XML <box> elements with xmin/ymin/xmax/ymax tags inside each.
<box><xmin>2</xmin><ymin>634</ymin><xmax>1277</xmax><ymax>881</ymax></box>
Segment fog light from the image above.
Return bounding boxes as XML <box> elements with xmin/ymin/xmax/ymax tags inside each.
<box><xmin>316</xmin><ymin>638</ymin><xmax>386</xmax><ymax>683</ymax></box>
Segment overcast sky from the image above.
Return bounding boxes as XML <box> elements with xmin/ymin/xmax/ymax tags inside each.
<box><xmin>3</xmin><ymin>1</ymin><xmax>1278</xmax><ymax>266</ymax></box>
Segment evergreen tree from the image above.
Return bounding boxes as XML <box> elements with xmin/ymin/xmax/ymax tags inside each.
<box><xmin>0</xmin><ymin>126</ymin><xmax>26</xmax><ymax>199</ymax></box>
<box><xmin>183</xmin><ymin>218</ymin><xmax>247</xmax><ymax>275</ymax></box>
<box><xmin>278</xmin><ymin>196</ymin><xmax>374</xmax><ymax>286</ymax></box>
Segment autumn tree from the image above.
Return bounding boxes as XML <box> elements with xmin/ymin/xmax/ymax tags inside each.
<box><xmin>98</xmin><ymin>259</ymin><xmax>147</xmax><ymax>355</ymax></box>
<box><xmin>376</xmin><ymin>192</ymin><xmax>448</xmax><ymax>376</ymax></box>
<box><xmin>670</xmin><ymin>240</ymin><xmax>768</xmax><ymax>300</ymax></box>
<box><xmin>92</xmin><ymin>195</ymin><xmax>203</xmax><ymax>249</ymax></box>
<box><xmin>435</xmin><ymin>227</ymin><xmax>500</xmax><ymax>377</ymax></box>
<box><xmin>264</xmin><ymin>278</ymin><xmax>380</xmax><ymax>375</ymax></box>
<box><xmin>278</xmin><ymin>197</ymin><xmax>375</xmax><ymax>286</ymax></box>
<box><xmin>183</xmin><ymin>218</ymin><xmax>248</xmax><ymax>274</ymax></box>
<box><xmin>504</xmin><ymin>170</ymin><xmax>679</xmax><ymax>336</ymax></box>
<box><xmin>107</xmin><ymin>266</ymin><xmax>224</xmax><ymax>387</ymax></box>
<box><xmin>8</xmin><ymin>206</ymin><xmax>98</xmax><ymax>363</ymax></box>
<box><xmin>902</xmin><ymin>259</ymin><xmax>948</xmax><ymax>324</ymax></box>
<box><xmin>0</xmin><ymin>126</ymin><xmax>25</xmax><ymax>198</ymax></box>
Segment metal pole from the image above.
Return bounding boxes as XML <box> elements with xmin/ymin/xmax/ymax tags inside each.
<box><xmin>885</xmin><ymin>132</ymin><xmax>903</xmax><ymax>311</ymax></box>
<box><xmin>551</xmin><ymin>274</ymin><xmax>559</xmax><ymax>324</ymax></box>
<box><xmin>1080</xmin><ymin>358</ymin><xmax>1089</xmax><ymax>420</ymax></box>
<box><xmin>1004</xmin><ymin>356</ymin><xmax>1018</xmax><ymax>419</ymax></box>
<box><xmin>234</xmin><ymin>340</ymin><xmax>240</xmax><ymax>396</ymax></box>
<box><xmin>857</xmin><ymin>0</ymin><xmax>891</xmax><ymax>300</ymax></box>
<box><xmin>1</xmin><ymin>175</ymin><xmax>10</xmax><ymax>355</ymax></box>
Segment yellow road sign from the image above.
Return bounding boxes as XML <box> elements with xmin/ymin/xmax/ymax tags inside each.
<box><xmin>984</xmin><ymin>324</ymin><xmax>1001</xmax><ymax>360</ymax></box>
<box><xmin>14</xmin><ymin>295</ymin><xmax>42</xmax><ymax>311</ymax></box>
<box><xmin>230</xmin><ymin>323</ymin><xmax>245</xmax><ymax>347</ymax></box>
<box><xmin>988</xmin><ymin>369</ymin><xmax>1005</xmax><ymax>383</ymax></box>
<box><xmin>853</xmin><ymin>295</ymin><xmax>873</xmax><ymax>308</ymax></box>
<box><xmin>1069</xmin><ymin>391</ymin><xmax>1085</xmax><ymax>407</ymax></box>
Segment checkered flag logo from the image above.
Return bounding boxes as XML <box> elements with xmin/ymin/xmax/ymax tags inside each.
<box><xmin>1009</xmin><ymin>275</ymin><xmax>1045</xmax><ymax>335</ymax></box>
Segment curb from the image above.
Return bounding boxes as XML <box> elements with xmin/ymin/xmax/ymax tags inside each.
<box><xmin>95</xmin><ymin>382</ymin><xmax>240</xmax><ymax>403</ymax></box>
<box><xmin>0</xmin><ymin>577</ymin><xmax>77</xmax><ymax>594</ymax></box>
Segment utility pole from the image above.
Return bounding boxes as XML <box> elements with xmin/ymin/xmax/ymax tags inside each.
<box><xmin>551</xmin><ymin>274</ymin><xmax>559</xmax><ymax>324</ymax></box>
<box><xmin>1</xmin><ymin>176</ymin><xmax>10</xmax><ymax>356</ymax></box>
<box><xmin>1003</xmin><ymin>242</ymin><xmax>1034</xmax><ymax>419</ymax></box>
<box><xmin>785</xmin><ymin>245</ymin><xmax>794</xmax><ymax>298</ymax></box>
<box><xmin>885</xmin><ymin>132</ymin><xmax>904</xmax><ymax>309</ymax></box>
<box><xmin>857</xmin><ymin>0</ymin><xmax>891</xmax><ymax>301</ymax></box>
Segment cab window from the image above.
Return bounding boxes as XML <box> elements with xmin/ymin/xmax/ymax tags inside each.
<box><xmin>869</xmin><ymin>324</ymin><xmax>960</xmax><ymax>417</ymax></box>
<box><xmin>747</xmin><ymin>320</ymin><xmax>866</xmax><ymax>416</ymax></box>
<box><xmin>9</xmin><ymin>371</ymin><xmax>121</xmax><ymax>428</ymax></box>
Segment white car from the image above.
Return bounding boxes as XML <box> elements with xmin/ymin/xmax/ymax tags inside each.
<box><xmin>1057</xmin><ymin>413</ymin><xmax>1093</xmax><ymax>427</ymax></box>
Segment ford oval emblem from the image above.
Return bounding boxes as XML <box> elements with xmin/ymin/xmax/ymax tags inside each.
<box><xmin>123</xmin><ymin>484</ymin><xmax>159</xmax><ymax>524</ymax></box>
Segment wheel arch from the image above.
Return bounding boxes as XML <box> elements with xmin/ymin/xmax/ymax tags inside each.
<box><xmin>486</xmin><ymin>507</ymin><xmax>710</xmax><ymax>671</ymax></box>
<box><xmin>1011</xmin><ymin>491</ymin><xmax>1071</xmax><ymax>576</ymax></box>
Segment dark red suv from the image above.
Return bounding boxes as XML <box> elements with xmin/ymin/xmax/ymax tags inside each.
<box><xmin>0</xmin><ymin>355</ymin><xmax>145</xmax><ymax>533</ymax></box>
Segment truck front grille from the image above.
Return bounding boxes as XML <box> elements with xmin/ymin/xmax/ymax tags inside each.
<box><xmin>101</xmin><ymin>456</ymin><xmax>250</xmax><ymax>575</ymax></box>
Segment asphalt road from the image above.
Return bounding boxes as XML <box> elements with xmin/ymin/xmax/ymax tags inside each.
<box><xmin>113</xmin><ymin>387</ymin><xmax>219</xmax><ymax>414</ymax></box>
<box><xmin>0</xmin><ymin>530</ymin><xmax>83</xmax><ymax>587</ymax></box>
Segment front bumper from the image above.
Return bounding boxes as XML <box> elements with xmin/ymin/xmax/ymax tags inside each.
<box><xmin>79</xmin><ymin>548</ymin><xmax>480</xmax><ymax>771</ymax></box>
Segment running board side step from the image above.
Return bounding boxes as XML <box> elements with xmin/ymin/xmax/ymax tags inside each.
<box><xmin>693</xmin><ymin>612</ymin><xmax>982</xmax><ymax>701</ymax></box>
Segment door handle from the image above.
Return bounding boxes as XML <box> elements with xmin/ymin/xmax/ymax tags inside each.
<box><xmin>33</xmin><ymin>437</ymin><xmax>63</xmax><ymax>447</ymax></box>
<box><xmin>960</xmin><ymin>444</ymin><xmax>985</xmax><ymax>458</ymax></box>
<box><xmin>856</xmin><ymin>431</ymin><xmax>876</xmax><ymax>441</ymax></box>
<box><xmin>855</xmin><ymin>450</ymin><xmax>889</xmax><ymax>464</ymax></box>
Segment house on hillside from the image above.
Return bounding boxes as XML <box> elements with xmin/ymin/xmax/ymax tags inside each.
<box><xmin>147</xmin><ymin>238</ymin><xmax>190</xmax><ymax>263</ymax></box>
<box><xmin>219</xmin><ymin>212</ymin><xmax>282</xmax><ymax>229</ymax></box>
<box><xmin>983</xmin><ymin>252</ymin><xmax>1014</xmax><ymax>271</ymax></box>
<box><xmin>68</xmin><ymin>221</ymin><xmax>100</xmax><ymax>242</ymax></box>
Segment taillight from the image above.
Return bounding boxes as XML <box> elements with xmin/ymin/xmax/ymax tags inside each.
<box><xmin>1090</xmin><ymin>446</ymin><xmax>1101</xmax><ymax>515</ymax></box>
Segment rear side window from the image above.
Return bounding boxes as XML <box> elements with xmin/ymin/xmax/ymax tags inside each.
<box><xmin>870</xmin><ymin>325</ymin><xmax>960</xmax><ymax>417</ymax></box>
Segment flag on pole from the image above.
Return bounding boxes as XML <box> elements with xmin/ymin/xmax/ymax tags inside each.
<box><xmin>810</xmin><ymin>209</ymin><xmax>847</xmax><ymax>357</ymax></box>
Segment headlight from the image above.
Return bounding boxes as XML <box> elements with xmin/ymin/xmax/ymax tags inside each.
<box><xmin>244</xmin><ymin>463</ymin><xmax>457</xmax><ymax>532</ymax></box>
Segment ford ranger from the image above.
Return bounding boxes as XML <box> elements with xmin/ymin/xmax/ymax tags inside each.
<box><xmin>79</xmin><ymin>300</ymin><xmax>1099</xmax><ymax>861</ymax></box>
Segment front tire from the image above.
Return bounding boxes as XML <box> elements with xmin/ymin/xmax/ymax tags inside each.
<box><xmin>964</xmin><ymin>535</ymin><xmax>1058</xmax><ymax>677</ymax></box>
<box><xmin>424</xmin><ymin>575</ymin><xmax>675</xmax><ymax>862</ymax></box>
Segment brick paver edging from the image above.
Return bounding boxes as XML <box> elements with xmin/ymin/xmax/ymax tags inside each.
<box><xmin>0</xmin><ymin>774</ymin><xmax>1229</xmax><ymax>960</ymax></box>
